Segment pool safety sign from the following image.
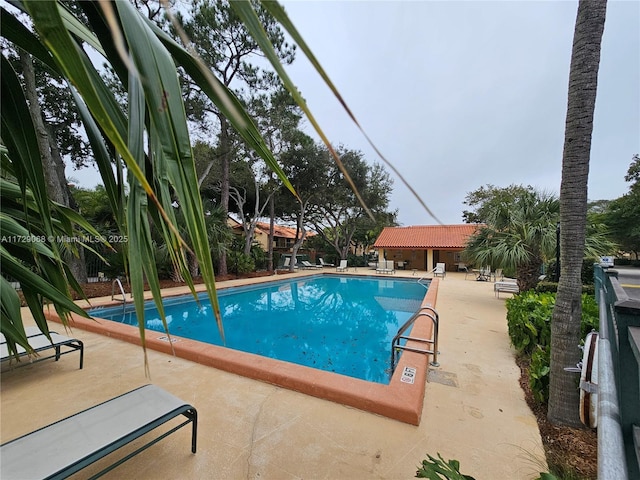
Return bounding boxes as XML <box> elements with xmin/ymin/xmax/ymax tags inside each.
<box><xmin>400</xmin><ymin>366</ymin><xmax>417</xmax><ymax>384</ymax></box>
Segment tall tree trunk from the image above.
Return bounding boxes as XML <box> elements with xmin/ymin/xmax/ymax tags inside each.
<box><xmin>289</xmin><ymin>200</ymin><xmax>308</xmax><ymax>272</ymax></box>
<box><xmin>268</xmin><ymin>192</ymin><xmax>275</xmax><ymax>272</ymax></box>
<box><xmin>548</xmin><ymin>0</ymin><xmax>607</xmax><ymax>427</ymax></box>
<box><xmin>20</xmin><ymin>51</ymin><xmax>87</xmax><ymax>283</ymax></box>
<box><xmin>218</xmin><ymin>116</ymin><xmax>230</xmax><ymax>276</ymax></box>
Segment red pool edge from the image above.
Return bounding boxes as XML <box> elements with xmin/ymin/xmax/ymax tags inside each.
<box><xmin>45</xmin><ymin>276</ymin><xmax>439</xmax><ymax>425</ymax></box>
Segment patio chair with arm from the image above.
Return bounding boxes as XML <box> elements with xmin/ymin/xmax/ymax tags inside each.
<box><xmin>433</xmin><ymin>263</ymin><xmax>446</xmax><ymax>278</ymax></box>
<box><xmin>477</xmin><ymin>266</ymin><xmax>491</xmax><ymax>281</ymax></box>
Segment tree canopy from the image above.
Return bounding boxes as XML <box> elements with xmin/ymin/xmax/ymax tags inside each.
<box><xmin>463</xmin><ymin>184</ymin><xmax>616</xmax><ymax>291</ymax></box>
<box><xmin>604</xmin><ymin>154</ymin><xmax>640</xmax><ymax>258</ymax></box>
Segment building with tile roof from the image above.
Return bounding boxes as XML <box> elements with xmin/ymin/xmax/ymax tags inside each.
<box><xmin>228</xmin><ymin>217</ymin><xmax>316</xmax><ymax>257</ymax></box>
<box><xmin>373</xmin><ymin>224</ymin><xmax>482</xmax><ymax>272</ymax></box>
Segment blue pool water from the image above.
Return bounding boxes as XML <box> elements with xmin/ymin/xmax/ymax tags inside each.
<box><xmin>90</xmin><ymin>275</ymin><xmax>428</xmax><ymax>384</ymax></box>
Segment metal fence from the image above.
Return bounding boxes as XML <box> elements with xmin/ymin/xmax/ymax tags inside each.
<box><xmin>594</xmin><ymin>265</ymin><xmax>640</xmax><ymax>479</ymax></box>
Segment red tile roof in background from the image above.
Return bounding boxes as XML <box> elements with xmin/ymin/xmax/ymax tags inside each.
<box><xmin>373</xmin><ymin>224</ymin><xmax>482</xmax><ymax>249</ymax></box>
<box><xmin>230</xmin><ymin>221</ymin><xmax>316</xmax><ymax>240</ymax></box>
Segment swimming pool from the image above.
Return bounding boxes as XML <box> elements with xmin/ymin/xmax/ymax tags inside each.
<box><xmin>89</xmin><ymin>275</ymin><xmax>427</xmax><ymax>384</ymax></box>
<box><xmin>52</xmin><ymin>273</ymin><xmax>439</xmax><ymax>424</ymax></box>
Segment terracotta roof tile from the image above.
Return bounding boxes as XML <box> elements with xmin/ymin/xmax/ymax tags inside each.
<box><xmin>254</xmin><ymin>222</ymin><xmax>316</xmax><ymax>239</ymax></box>
<box><xmin>373</xmin><ymin>224</ymin><xmax>482</xmax><ymax>249</ymax></box>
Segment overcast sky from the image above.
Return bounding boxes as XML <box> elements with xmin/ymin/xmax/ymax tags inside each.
<box><xmin>68</xmin><ymin>0</ymin><xmax>639</xmax><ymax>226</ymax></box>
<box><xmin>278</xmin><ymin>0</ymin><xmax>640</xmax><ymax>225</ymax></box>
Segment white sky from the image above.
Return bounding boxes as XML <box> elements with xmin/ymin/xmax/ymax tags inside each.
<box><xmin>68</xmin><ymin>0</ymin><xmax>640</xmax><ymax>226</ymax></box>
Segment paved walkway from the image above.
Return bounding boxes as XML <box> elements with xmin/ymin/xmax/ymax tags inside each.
<box><xmin>1</xmin><ymin>271</ymin><xmax>545</xmax><ymax>479</ymax></box>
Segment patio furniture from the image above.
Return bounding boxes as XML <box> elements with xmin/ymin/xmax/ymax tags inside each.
<box><xmin>301</xmin><ymin>260</ymin><xmax>322</xmax><ymax>269</ymax></box>
<box><xmin>492</xmin><ymin>268</ymin><xmax>504</xmax><ymax>282</ymax></box>
<box><xmin>376</xmin><ymin>260</ymin><xmax>395</xmax><ymax>275</ymax></box>
<box><xmin>318</xmin><ymin>258</ymin><xmax>334</xmax><ymax>267</ymax></box>
<box><xmin>494</xmin><ymin>281</ymin><xmax>519</xmax><ymax>297</ymax></box>
<box><xmin>277</xmin><ymin>257</ymin><xmax>298</xmax><ymax>271</ymax></box>
<box><xmin>336</xmin><ymin>260</ymin><xmax>348</xmax><ymax>272</ymax></box>
<box><xmin>0</xmin><ymin>384</ymin><xmax>198</xmax><ymax>480</ymax></box>
<box><xmin>476</xmin><ymin>266</ymin><xmax>491</xmax><ymax>281</ymax></box>
<box><xmin>1</xmin><ymin>326</ymin><xmax>84</xmax><ymax>370</ymax></box>
<box><xmin>433</xmin><ymin>263</ymin><xmax>446</xmax><ymax>278</ymax></box>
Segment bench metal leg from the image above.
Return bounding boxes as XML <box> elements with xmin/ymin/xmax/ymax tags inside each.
<box><xmin>86</xmin><ymin>410</ymin><xmax>198</xmax><ymax>480</ymax></box>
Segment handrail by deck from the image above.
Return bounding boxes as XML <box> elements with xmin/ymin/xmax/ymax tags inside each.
<box><xmin>597</xmin><ymin>287</ymin><xmax>628</xmax><ymax>480</ymax></box>
<box><xmin>594</xmin><ymin>265</ymin><xmax>640</xmax><ymax>479</ymax></box>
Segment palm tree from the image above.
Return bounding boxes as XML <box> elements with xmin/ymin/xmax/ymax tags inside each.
<box><xmin>1</xmin><ymin>0</ymin><xmax>426</xmax><ymax>360</ymax></box>
<box><xmin>464</xmin><ymin>190</ymin><xmax>559</xmax><ymax>291</ymax></box>
<box><xmin>548</xmin><ymin>0</ymin><xmax>608</xmax><ymax>428</ymax></box>
<box><xmin>1</xmin><ymin>1</ymin><xmax>295</xmax><ymax>357</ymax></box>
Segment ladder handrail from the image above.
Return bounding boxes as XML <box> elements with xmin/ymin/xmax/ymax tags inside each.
<box><xmin>390</xmin><ymin>306</ymin><xmax>439</xmax><ymax>373</ymax></box>
<box><xmin>111</xmin><ymin>278</ymin><xmax>128</xmax><ymax>314</ymax></box>
<box><xmin>111</xmin><ymin>278</ymin><xmax>127</xmax><ymax>301</ymax></box>
<box><xmin>417</xmin><ymin>276</ymin><xmax>429</xmax><ymax>289</ymax></box>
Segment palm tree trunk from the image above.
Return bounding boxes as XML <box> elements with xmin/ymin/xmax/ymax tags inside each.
<box><xmin>548</xmin><ymin>0</ymin><xmax>607</xmax><ymax>427</ymax></box>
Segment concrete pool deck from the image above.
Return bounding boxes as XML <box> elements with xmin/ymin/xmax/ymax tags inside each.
<box><xmin>1</xmin><ymin>270</ymin><xmax>546</xmax><ymax>479</ymax></box>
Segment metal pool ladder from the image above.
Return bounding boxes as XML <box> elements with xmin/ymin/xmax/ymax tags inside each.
<box><xmin>111</xmin><ymin>278</ymin><xmax>129</xmax><ymax>313</ymax></box>
<box><xmin>390</xmin><ymin>305</ymin><xmax>439</xmax><ymax>373</ymax></box>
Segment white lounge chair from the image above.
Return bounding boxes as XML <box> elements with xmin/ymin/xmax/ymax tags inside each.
<box><xmin>336</xmin><ymin>260</ymin><xmax>348</xmax><ymax>272</ymax></box>
<box><xmin>318</xmin><ymin>258</ymin><xmax>333</xmax><ymax>267</ymax></box>
<box><xmin>376</xmin><ymin>260</ymin><xmax>395</xmax><ymax>275</ymax></box>
<box><xmin>301</xmin><ymin>260</ymin><xmax>322</xmax><ymax>269</ymax></box>
<box><xmin>277</xmin><ymin>257</ymin><xmax>297</xmax><ymax>271</ymax></box>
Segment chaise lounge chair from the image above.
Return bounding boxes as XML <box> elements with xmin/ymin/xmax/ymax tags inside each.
<box><xmin>277</xmin><ymin>257</ymin><xmax>298</xmax><ymax>271</ymax></box>
<box><xmin>318</xmin><ymin>258</ymin><xmax>334</xmax><ymax>267</ymax></box>
<box><xmin>1</xmin><ymin>326</ymin><xmax>84</xmax><ymax>370</ymax></box>
<box><xmin>301</xmin><ymin>260</ymin><xmax>322</xmax><ymax>269</ymax></box>
<box><xmin>0</xmin><ymin>384</ymin><xmax>197</xmax><ymax>479</ymax></box>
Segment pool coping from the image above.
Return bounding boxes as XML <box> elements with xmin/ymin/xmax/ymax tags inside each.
<box><xmin>46</xmin><ymin>274</ymin><xmax>439</xmax><ymax>425</ymax></box>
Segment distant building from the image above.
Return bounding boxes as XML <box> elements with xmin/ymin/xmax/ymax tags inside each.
<box><xmin>373</xmin><ymin>224</ymin><xmax>482</xmax><ymax>272</ymax></box>
<box><xmin>228</xmin><ymin>218</ymin><xmax>316</xmax><ymax>255</ymax></box>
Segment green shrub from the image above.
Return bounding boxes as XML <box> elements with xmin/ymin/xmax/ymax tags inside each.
<box><xmin>535</xmin><ymin>281</ymin><xmax>595</xmax><ymax>295</ymax></box>
<box><xmin>529</xmin><ymin>345</ymin><xmax>551</xmax><ymax>403</ymax></box>
<box><xmin>249</xmin><ymin>243</ymin><xmax>267</xmax><ymax>271</ymax></box>
<box><xmin>228</xmin><ymin>251</ymin><xmax>255</xmax><ymax>275</ymax></box>
<box><xmin>580</xmin><ymin>293</ymin><xmax>599</xmax><ymax>337</ymax></box>
<box><xmin>506</xmin><ymin>291</ymin><xmax>599</xmax><ymax>404</ymax></box>
<box><xmin>416</xmin><ymin>453</ymin><xmax>476</xmax><ymax>479</ymax></box>
<box><xmin>506</xmin><ymin>291</ymin><xmax>555</xmax><ymax>354</ymax></box>
<box><xmin>535</xmin><ymin>281</ymin><xmax>559</xmax><ymax>293</ymax></box>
